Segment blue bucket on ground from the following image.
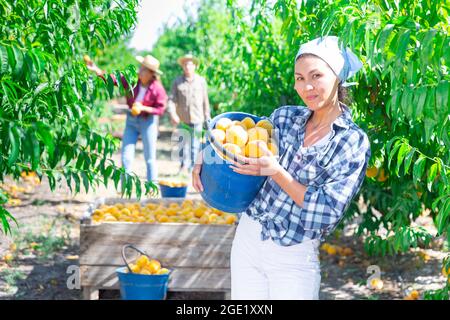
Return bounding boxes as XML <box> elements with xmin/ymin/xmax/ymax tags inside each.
<box><xmin>116</xmin><ymin>267</ymin><xmax>170</xmax><ymax>300</ymax></box>
<box><xmin>116</xmin><ymin>244</ymin><xmax>171</xmax><ymax>300</ymax></box>
<box><xmin>159</xmin><ymin>184</ymin><xmax>187</xmax><ymax>198</ymax></box>
<box><xmin>200</xmin><ymin>112</ymin><xmax>271</xmax><ymax>213</ymax></box>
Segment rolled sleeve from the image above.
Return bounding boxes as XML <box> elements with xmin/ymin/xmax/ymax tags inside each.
<box><xmin>151</xmin><ymin>82</ymin><xmax>167</xmax><ymax>116</ymax></box>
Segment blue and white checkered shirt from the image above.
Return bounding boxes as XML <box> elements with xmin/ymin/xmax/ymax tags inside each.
<box><xmin>242</xmin><ymin>104</ymin><xmax>371</xmax><ymax>246</ymax></box>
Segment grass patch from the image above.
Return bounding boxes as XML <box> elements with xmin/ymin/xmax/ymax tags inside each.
<box><xmin>0</xmin><ymin>268</ymin><xmax>27</xmax><ymax>287</ymax></box>
<box><xmin>10</xmin><ymin>215</ymin><xmax>72</xmax><ymax>261</ymax></box>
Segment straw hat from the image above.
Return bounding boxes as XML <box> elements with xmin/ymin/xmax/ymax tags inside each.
<box><xmin>135</xmin><ymin>55</ymin><xmax>163</xmax><ymax>75</ymax></box>
<box><xmin>177</xmin><ymin>53</ymin><xmax>199</xmax><ymax>66</ymax></box>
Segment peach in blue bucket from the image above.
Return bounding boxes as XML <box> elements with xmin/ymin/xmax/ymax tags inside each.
<box><xmin>200</xmin><ymin>112</ymin><xmax>278</xmax><ymax>213</ymax></box>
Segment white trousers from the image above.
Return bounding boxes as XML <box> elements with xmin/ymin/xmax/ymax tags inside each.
<box><xmin>230</xmin><ymin>213</ymin><xmax>321</xmax><ymax>300</ymax></box>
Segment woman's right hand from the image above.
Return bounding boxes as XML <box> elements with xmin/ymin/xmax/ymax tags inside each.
<box><xmin>192</xmin><ymin>152</ymin><xmax>204</xmax><ymax>192</ymax></box>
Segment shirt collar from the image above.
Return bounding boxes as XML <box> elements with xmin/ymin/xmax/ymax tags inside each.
<box><xmin>183</xmin><ymin>73</ymin><xmax>198</xmax><ymax>82</ymax></box>
<box><xmin>294</xmin><ymin>102</ymin><xmax>352</xmax><ymax>131</ymax></box>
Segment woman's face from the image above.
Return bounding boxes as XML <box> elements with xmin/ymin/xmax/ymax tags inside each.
<box><xmin>139</xmin><ymin>66</ymin><xmax>154</xmax><ymax>85</ymax></box>
<box><xmin>294</xmin><ymin>55</ymin><xmax>339</xmax><ymax>111</ymax></box>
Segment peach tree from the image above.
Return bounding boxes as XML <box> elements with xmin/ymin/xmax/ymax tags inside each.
<box><xmin>0</xmin><ymin>0</ymin><xmax>157</xmax><ymax>235</ymax></box>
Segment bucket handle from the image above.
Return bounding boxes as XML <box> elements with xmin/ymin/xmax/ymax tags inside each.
<box><xmin>121</xmin><ymin>244</ymin><xmax>151</xmax><ymax>273</ymax></box>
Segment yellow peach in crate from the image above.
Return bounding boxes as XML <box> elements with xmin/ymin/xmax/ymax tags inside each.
<box><xmin>91</xmin><ymin>200</ymin><xmax>233</xmax><ymax>225</ymax></box>
<box><xmin>247</xmin><ymin>127</ymin><xmax>269</xmax><ymax>144</ymax></box>
<box><xmin>199</xmin><ymin>214</ymin><xmax>210</xmax><ymax>224</ymax></box>
<box><xmin>225</xmin><ymin>125</ymin><xmax>248</xmax><ymax>148</ymax></box>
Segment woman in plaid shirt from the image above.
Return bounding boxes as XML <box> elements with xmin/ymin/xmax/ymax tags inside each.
<box><xmin>193</xmin><ymin>36</ymin><xmax>371</xmax><ymax>300</ymax></box>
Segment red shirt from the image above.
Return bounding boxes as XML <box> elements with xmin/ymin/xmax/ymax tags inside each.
<box><xmin>102</xmin><ymin>73</ymin><xmax>167</xmax><ymax>117</ymax></box>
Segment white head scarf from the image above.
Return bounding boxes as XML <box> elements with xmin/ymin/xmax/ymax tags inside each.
<box><xmin>295</xmin><ymin>36</ymin><xmax>363</xmax><ymax>87</ymax></box>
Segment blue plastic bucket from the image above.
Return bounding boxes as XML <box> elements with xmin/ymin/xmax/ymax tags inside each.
<box><xmin>159</xmin><ymin>184</ymin><xmax>187</xmax><ymax>198</ymax></box>
<box><xmin>116</xmin><ymin>267</ymin><xmax>171</xmax><ymax>300</ymax></box>
<box><xmin>200</xmin><ymin>112</ymin><xmax>271</xmax><ymax>213</ymax></box>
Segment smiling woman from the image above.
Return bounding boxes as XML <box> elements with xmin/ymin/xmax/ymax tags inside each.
<box><xmin>192</xmin><ymin>35</ymin><xmax>370</xmax><ymax>300</ymax></box>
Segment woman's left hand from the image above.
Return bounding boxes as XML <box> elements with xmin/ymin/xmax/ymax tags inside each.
<box><xmin>229</xmin><ymin>141</ymin><xmax>282</xmax><ymax>177</ymax></box>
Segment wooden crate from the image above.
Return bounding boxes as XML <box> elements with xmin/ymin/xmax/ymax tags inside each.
<box><xmin>80</xmin><ymin>197</ymin><xmax>237</xmax><ymax>300</ymax></box>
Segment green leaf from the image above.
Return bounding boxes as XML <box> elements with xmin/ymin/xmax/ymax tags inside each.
<box><xmin>419</xmin><ymin>30</ymin><xmax>436</xmax><ymax>72</ymax></box>
<box><xmin>424</xmin><ymin>118</ymin><xmax>437</xmax><ymax>143</ymax></box>
<box><xmin>388</xmin><ymin>139</ymin><xmax>402</xmax><ymax>170</ymax></box>
<box><xmin>0</xmin><ymin>206</ymin><xmax>19</xmax><ymax>235</ymax></box>
<box><xmin>35</xmin><ymin>121</ymin><xmax>55</xmax><ymax>155</ymax></box>
<box><xmin>116</xmin><ymin>71</ymin><xmax>125</xmax><ymax>96</ymax></box>
<box><xmin>47</xmin><ymin>171</ymin><xmax>56</xmax><ymax>190</ymax></box>
<box><xmin>403</xmin><ymin>148</ymin><xmax>416</xmax><ymax>175</ymax></box>
<box><xmin>106</xmin><ymin>74</ymin><xmax>115</xmax><ymax>98</ymax></box>
<box><xmin>113</xmin><ymin>169</ymin><xmax>121</xmax><ymax>191</ymax></box>
<box><xmin>395</xmin><ymin>29</ymin><xmax>410</xmax><ymax>66</ymax></box>
<box><xmin>11</xmin><ymin>46</ymin><xmax>24</xmax><ymax>78</ymax></box>
<box><xmin>376</xmin><ymin>23</ymin><xmax>395</xmax><ymax>53</ymax></box>
<box><xmin>435</xmin><ymin>81</ymin><xmax>449</xmax><ymax>118</ymax></box>
<box><xmin>435</xmin><ymin>197</ymin><xmax>450</xmax><ymax>235</ymax></box>
<box><xmin>395</xmin><ymin>143</ymin><xmax>410</xmax><ymax>176</ymax></box>
<box><xmin>385</xmin><ymin>136</ymin><xmax>400</xmax><ymax>155</ymax></box>
<box><xmin>72</xmin><ymin>172</ymin><xmax>80</xmax><ymax>193</ymax></box>
<box><xmin>426</xmin><ymin>163</ymin><xmax>438</xmax><ymax>192</ymax></box>
<box><xmin>0</xmin><ymin>45</ymin><xmax>9</xmax><ymax>74</ymax></box>
<box><xmin>103</xmin><ymin>164</ymin><xmax>114</xmax><ymax>188</ymax></box>
<box><xmin>31</xmin><ymin>132</ymin><xmax>40</xmax><ymax>170</ymax></box>
<box><xmin>413</xmin><ymin>155</ymin><xmax>426</xmax><ymax>184</ymax></box>
<box><xmin>81</xmin><ymin>171</ymin><xmax>89</xmax><ymax>193</ymax></box>
<box><xmin>7</xmin><ymin>124</ymin><xmax>20</xmax><ymax>166</ymax></box>
<box><xmin>135</xmin><ymin>179</ymin><xmax>142</xmax><ymax>198</ymax></box>
<box><xmin>413</xmin><ymin>86</ymin><xmax>427</xmax><ymax>119</ymax></box>
<box><xmin>436</xmin><ymin>158</ymin><xmax>448</xmax><ymax>186</ymax></box>
<box><xmin>400</xmin><ymin>86</ymin><xmax>413</xmax><ymax>119</ymax></box>
<box><xmin>65</xmin><ymin>169</ymin><xmax>73</xmax><ymax>193</ymax></box>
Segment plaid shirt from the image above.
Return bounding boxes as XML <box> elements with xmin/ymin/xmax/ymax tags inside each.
<box><xmin>242</xmin><ymin>104</ymin><xmax>371</xmax><ymax>246</ymax></box>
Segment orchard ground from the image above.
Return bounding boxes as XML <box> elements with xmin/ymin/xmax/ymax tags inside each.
<box><xmin>0</xmin><ymin>102</ymin><xmax>447</xmax><ymax>300</ymax></box>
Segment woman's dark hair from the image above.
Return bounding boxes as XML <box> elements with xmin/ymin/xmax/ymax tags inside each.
<box><xmin>338</xmin><ymin>84</ymin><xmax>349</xmax><ymax>104</ymax></box>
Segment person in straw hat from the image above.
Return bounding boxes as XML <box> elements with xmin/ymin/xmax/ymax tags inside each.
<box><xmin>193</xmin><ymin>36</ymin><xmax>370</xmax><ymax>299</ymax></box>
<box><xmin>167</xmin><ymin>53</ymin><xmax>211</xmax><ymax>176</ymax></box>
<box><xmin>86</xmin><ymin>54</ymin><xmax>167</xmax><ymax>182</ymax></box>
